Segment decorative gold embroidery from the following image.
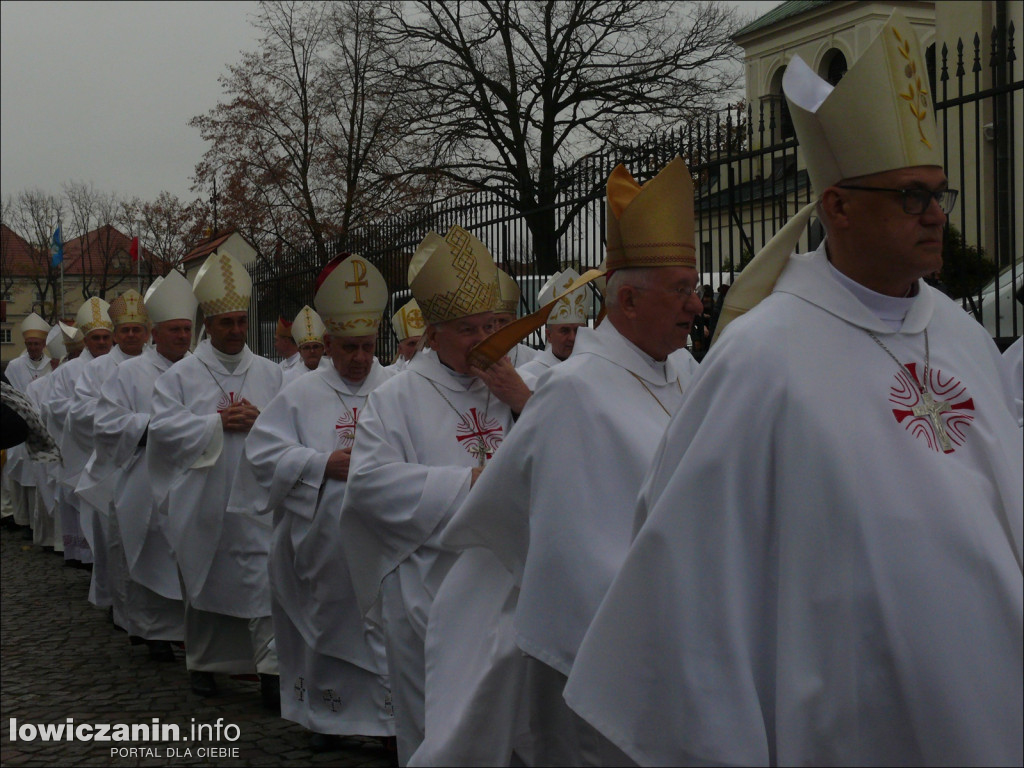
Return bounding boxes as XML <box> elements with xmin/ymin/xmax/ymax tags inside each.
<box><xmin>420</xmin><ymin>227</ymin><xmax>497</xmax><ymax>323</ymax></box>
<box><xmin>893</xmin><ymin>28</ymin><xmax>932</xmax><ymax>148</ymax></box>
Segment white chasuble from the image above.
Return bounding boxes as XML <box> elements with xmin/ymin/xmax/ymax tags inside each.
<box><xmin>245</xmin><ymin>360</ymin><xmax>391</xmax><ymax>668</ymax></box>
<box><xmin>92</xmin><ymin>347</ymin><xmax>183</xmax><ymax>599</ymax></box>
<box><xmin>148</xmin><ymin>340</ymin><xmax>282</xmax><ymax>617</ymax></box>
<box><xmin>413</xmin><ymin>321</ymin><xmax>693</xmax><ymax>766</ymax></box>
<box><xmin>4</xmin><ymin>350</ymin><xmax>52</xmax><ymax>392</ymax></box>
<box><xmin>245</xmin><ymin>360</ymin><xmax>394</xmax><ymax>736</ymax></box>
<box><xmin>564</xmin><ymin>244</ymin><xmax>1024</xmax><ymax>767</ymax></box>
<box><xmin>340</xmin><ymin>350</ymin><xmax>514</xmax><ymax>622</ymax></box>
<box><xmin>515</xmin><ymin>346</ymin><xmax>561</xmax><ymax>389</ymax></box>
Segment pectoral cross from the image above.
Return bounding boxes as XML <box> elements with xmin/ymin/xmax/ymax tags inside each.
<box><xmin>913</xmin><ymin>389</ymin><xmax>951</xmax><ymax>452</ymax></box>
<box><xmin>346</xmin><ymin>260</ymin><xmax>368</xmax><ymax>303</ymax></box>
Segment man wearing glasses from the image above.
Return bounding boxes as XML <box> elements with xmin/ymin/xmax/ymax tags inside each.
<box><xmin>563</xmin><ymin>10</ymin><xmax>1022</xmax><ymax>767</ymax></box>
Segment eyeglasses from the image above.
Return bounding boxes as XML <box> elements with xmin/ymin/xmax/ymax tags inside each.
<box><xmin>836</xmin><ymin>185</ymin><xmax>958</xmax><ymax>215</ymax></box>
<box><xmin>633</xmin><ymin>284</ymin><xmax>700</xmax><ymax>300</ymax></box>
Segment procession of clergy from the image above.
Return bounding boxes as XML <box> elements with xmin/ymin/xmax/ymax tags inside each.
<box><xmin>2</xmin><ymin>12</ymin><xmax>1021</xmax><ymax>767</ymax></box>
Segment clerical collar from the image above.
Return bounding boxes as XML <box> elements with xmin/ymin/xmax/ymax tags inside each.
<box><xmin>437</xmin><ymin>359</ymin><xmax>477</xmax><ymax>390</ymax></box>
<box><xmin>210</xmin><ymin>344</ymin><xmax>245</xmax><ymax>373</ymax></box>
<box><xmin>826</xmin><ymin>260</ymin><xmax>916</xmax><ymax>332</ymax></box>
<box><xmin>617</xmin><ymin>329</ymin><xmax>668</xmax><ymax>379</ymax></box>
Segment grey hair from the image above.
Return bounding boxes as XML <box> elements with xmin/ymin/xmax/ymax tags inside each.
<box><xmin>605</xmin><ymin>267</ymin><xmax>662</xmax><ymax>309</ymax></box>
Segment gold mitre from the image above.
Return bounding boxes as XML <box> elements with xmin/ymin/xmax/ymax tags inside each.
<box><xmin>108</xmin><ymin>289</ymin><xmax>149</xmax><ymax>327</ymax></box>
<box><xmin>314</xmin><ymin>254</ymin><xmax>388</xmax><ymax>338</ymax></box>
<box><xmin>409</xmin><ymin>226</ymin><xmax>499</xmax><ymax>325</ymax></box>
<box><xmin>392</xmin><ymin>298</ymin><xmax>426</xmax><ymax>341</ymax></box>
<box><xmin>494</xmin><ymin>269</ymin><xmax>520</xmax><ymax>315</ymax></box>
<box><xmin>45</xmin><ymin>324</ymin><xmax>65</xmax><ymax>359</ymax></box>
<box><xmin>713</xmin><ymin>10</ymin><xmax>941</xmax><ymax>344</ymax></box>
<box><xmin>291</xmin><ymin>305</ymin><xmax>327</xmax><ymax>346</ymax></box>
<box><xmin>275</xmin><ymin>316</ymin><xmax>293</xmax><ymax>338</ymax></box>
<box><xmin>193</xmin><ymin>250</ymin><xmax>252</xmax><ymax>317</ymax></box>
<box><xmin>606</xmin><ymin>155</ymin><xmax>695</xmax><ymax>272</ymax></box>
<box><xmin>75</xmin><ymin>297</ymin><xmax>113</xmax><ymax>337</ymax></box>
<box><xmin>538</xmin><ymin>268</ymin><xmax>589</xmax><ymax>325</ymax></box>
<box><xmin>145</xmin><ymin>271</ymin><xmax>198</xmax><ymax>324</ymax></box>
<box><xmin>786</xmin><ymin>9</ymin><xmax>941</xmax><ymax>195</ymax></box>
<box><xmin>20</xmin><ymin>312</ymin><xmax>50</xmax><ymax>341</ymax></box>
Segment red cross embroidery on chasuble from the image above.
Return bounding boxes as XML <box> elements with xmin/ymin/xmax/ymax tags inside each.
<box><xmin>888</xmin><ymin>362</ymin><xmax>974</xmax><ymax>454</ymax></box>
<box><xmin>455</xmin><ymin>407</ymin><xmax>504</xmax><ymax>461</ymax></box>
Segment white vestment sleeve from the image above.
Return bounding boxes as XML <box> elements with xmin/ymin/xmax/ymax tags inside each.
<box><xmin>341</xmin><ymin>389</ymin><xmax>473</xmax><ymax>617</ymax></box>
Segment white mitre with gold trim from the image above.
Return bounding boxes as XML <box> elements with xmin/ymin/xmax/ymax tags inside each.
<box><xmin>145</xmin><ymin>270</ymin><xmax>198</xmax><ymax>324</ymax></box>
<box><xmin>75</xmin><ymin>297</ymin><xmax>113</xmax><ymax>337</ymax></box>
<box><xmin>409</xmin><ymin>226</ymin><xmax>498</xmax><ymax>325</ymax></box>
<box><xmin>392</xmin><ymin>298</ymin><xmax>425</xmax><ymax>341</ymax></box>
<box><xmin>495</xmin><ymin>269</ymin><xmax>520</xmax><ymax>315</ymax></box>
<box><xmin>538</xmin><ymin>268</ymin><xmax>589</xmax><ymax>325</ymax></box>
<box><xmin>108</xmin><ymin>289</ymin><xmax>149</xmax><ymax>328</ymax></box>
<box><xmin>713</xmin><ymin>9</ymin><xmax>941</xmax><ymax>343</ymax></box>
<box><xmin>193</xmin><ymin>250</ymin><xmax>252</xmax><ymax>317</ymax></box>
<box><xmin>20</xmin><ymin>313</ymin><xmax>50</xmax><ymax>341</ymax></box>
<box><xmin>314</xmin><ymin>254</ymin><xmax>388</xmax><ymax>338</ymax></box>
<box><xmin>291</xmin><ymin>305</ymin><xmax>327</xmax><ymax>346</ymax></box>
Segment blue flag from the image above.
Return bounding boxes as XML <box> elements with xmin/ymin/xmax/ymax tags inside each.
<box><xmin>50</xmin><ymin>226</ymin><xmax>63</xmax><ymax>267</ymax></box>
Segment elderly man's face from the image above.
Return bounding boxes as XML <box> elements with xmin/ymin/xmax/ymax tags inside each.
<box><xmin>84</xmin><ymin>329</ymin><xmax>113</xmax><ymax>357</ymax></box>
<box><xmin>151</xmin><ymin>319</ymin><xmax>192</xmax><ymax>363</ymax></box>
<box><xmin>205</xmin><ymin>311</ymin><xmax>248</xmax><ymax>355</ymax></box>
<box><xmin>547</xmin><ymin>323</ymin><xmax>583</xmax><ymax>361</ymax></box>
<box><xmin>299</xmin><ymin>341</ymin><xmax>325</xmax><ymax>370</ymax></box>
<box><xmin>397</xmin><ymin>335</ymin><xmax>421</xmax><ymax>362</ymax></box>
<box><xmin>24</xmin><ymin>337</ymin><xmax>45</xmax><ymax>360</ymax></box>
<box><xmin>627</xmin><ymin>267</ymin><xmax>702</xmax><ymax>361</ymax></box>
<box><xmin>325</xmin><ymin>333</ymin><xmax>376</xmax><ymax>383</ymax></box>
<box><xmin>427</xmin><ymin>312</ymin><xmax>496</xmax><ymax>374</ymax></box>
<box><xmin>115</xmin><ymin>322</ymin><xmax>150</xmax><ymax>356</ymax></box>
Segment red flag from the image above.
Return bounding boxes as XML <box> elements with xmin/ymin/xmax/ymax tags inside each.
<box><xmin>129</xmin><ymin>236</ymin><xmax>139</xmax><ymax>262</ymax></box>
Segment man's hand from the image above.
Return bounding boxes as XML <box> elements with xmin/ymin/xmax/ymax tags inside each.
<box><xmin>220</xmin><ymin>399</ymin><xmax>260</xmax><ymax>433</ymax></box>
<box><xmin>471</xmin><ymin>357</ymin><xmax>532</xmax><ymax>415</ymax></box>
<box><xmin>323</xmin><ymin>448</ymin><xmax>352</xmax><ymax>481</ymax></box>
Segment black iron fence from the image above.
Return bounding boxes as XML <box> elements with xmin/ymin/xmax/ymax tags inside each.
<box><xmin>251</xmin><ymin>24</ymin><xmax>1021</xmax><ymax>362</ymax></box>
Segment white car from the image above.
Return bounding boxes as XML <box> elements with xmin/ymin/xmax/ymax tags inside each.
<box><xmin>974</xmin><ymin>260</ymin><xmax>1022</xmax><ymax>340</ymax></box>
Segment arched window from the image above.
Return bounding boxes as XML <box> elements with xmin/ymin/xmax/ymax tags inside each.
<box><xmin>765</xmin><ymin>65</ymin><xmax>794</xmax><ymax>141</ymax></box>
<box><xmin>820</xmin><ymin>49</ymin><xmax>848</xmax><ymax>86</ymax></box>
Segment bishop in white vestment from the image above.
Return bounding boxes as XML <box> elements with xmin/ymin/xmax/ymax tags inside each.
<box><xmin>147</xmin><ymin>251</ymin><xmax>282</xmax><ymax>702</ymax></box>
<box><xmin>415</xmin><ymin>158</ymin><xmax>702</xmax><ymax>767</ymax></box>
<box><xmin>340</xmin><ymin>227</ymin><xmax>525</xmax><ymax>766</ymax></box>
<box><xmin>246</xmin><ymin>256</ymin><xmax>397</xmax><ymax>750</ymax></box>
<box><xmin>564</xmin><ymin>16</ymin><xmax>1023</xmax><ymax>765</ymax></box>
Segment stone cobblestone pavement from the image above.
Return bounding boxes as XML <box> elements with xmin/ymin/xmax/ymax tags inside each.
<box><xmin>1</xmin><ymin>525</ymin><xmax>395</xmax><ymax>768</ymax></box>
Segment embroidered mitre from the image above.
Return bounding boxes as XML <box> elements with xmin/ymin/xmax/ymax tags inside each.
<box><xmin>193</xmin><ymin>250</ymin><xmax>252</xmax><ymax>317</ymax></box>
<box><xmin>108</xmin><ymin>289</ymin><xmax>150</xmax><ymax>327</ymax></box>
<box><xmin>494</xmin><ymin>269</ymin><xmax>521</xmax><ymax>315</ymax></box>
<box><xmin>392</xmin><ymin>298</ymin><xmax>426</xmax><ymax>342</ymax></box>
<box><xmin>538</xmin><ymin>268</ymin><xmax>589</xmax><ymax>325</ymax></box>
<box><xmin>409</xmin><ymin>226</ymin><xmax>498</xmax><ymax>325</ymax></box>
<box><xmin>291</xmin><ymin>305</ymin><xmax>327</xmax><ymax>346</ymax></box>
<box><xmin>314</xmin><ymin>254</ymin><xmax>388</xmax><ymax>338</ymax></box>
<box><xmin>75</xmin><ymin>297</ymin><xmax>113</xmax><ymax>337</ymax></box>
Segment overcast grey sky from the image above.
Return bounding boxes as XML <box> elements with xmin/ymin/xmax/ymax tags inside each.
<box><xmin>1</xmin><ymin>0</ymin><xmax>782</xmax><ymax>206</ymax></box>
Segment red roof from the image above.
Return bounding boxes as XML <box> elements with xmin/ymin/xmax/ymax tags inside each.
<box><xmin>181</xmin><ymin>229</ymin><xmax>249</xmax><ymax>269</ymax></box>
<box><xmin>0</xmin><ymin>224</ymin><xmax>153</xmax><ymax>277</ymax></box>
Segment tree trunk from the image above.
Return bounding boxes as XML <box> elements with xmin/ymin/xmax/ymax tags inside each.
<box><xmin>526</xmin><ymin>207</ymin><xmax>559</xmax><ymax>274</ymax></box>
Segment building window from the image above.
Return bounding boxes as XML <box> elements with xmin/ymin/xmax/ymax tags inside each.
<box><xmin>821</xmin><ymin>49</ymin><xmax>848</xmax><ymax>86</ymax></box>
<box><xmin>1</xmin><ymin>328</ymin><xmax>12</xmax><ymax>344</ymax></box>
<box><xmin>766</xmin><ymin>66</ymin><xmax>794</xmax><ymax>141</ymax></box>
